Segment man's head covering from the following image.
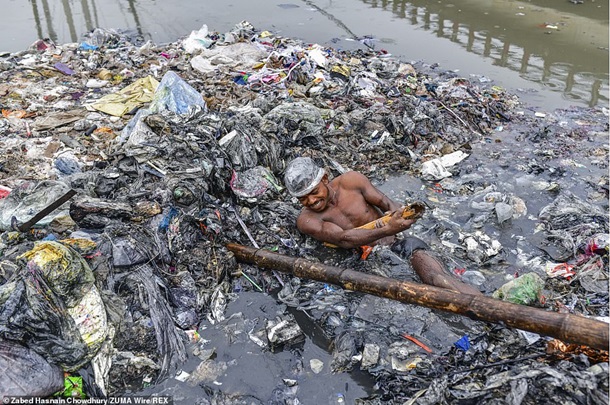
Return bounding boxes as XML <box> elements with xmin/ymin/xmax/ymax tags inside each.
<box><xmin>284</xmin><ymin>157</ymin><xmax>325</xmax><ymax>197</ymax></box>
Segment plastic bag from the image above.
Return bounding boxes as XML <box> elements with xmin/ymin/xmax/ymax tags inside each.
<box><xmin>18</xmin><ymin>241</ymin><xmax>95</xmax><ymax>307</ymax></box>
<box><xmin>0</xmin><ymin>241</ymin><xmax>109</xmax><ymax>370</ymax></box>
<box><xmin>149</xmin><ymin>71</ymin><xmax>207</xmax><ymax>115</ymax></box>
<box><xmin>0</xmin><ymin>339</ymin><xmax>64</xmax><ymax>397</ymax></box>
<box><xmin>182</xmin><ymin>24</ymin><xmax>213</xmax><ymax>53</ymax></box>
<box><xmin>230</xmin><ymin>166</ymin><xmax>282</xmax><ymax>199</ymax></box>
<box><xmin>492</xmin><ymin>273</ymin><xmax>545</xmax><ymax>305</ymax></box>
<box><xmin>0</xmin><ymin>180</ymin><xmax>71</xmax><ymax>231</ymax></box>
<box><xmin>0</xmin><ymin>278</ymin><xmax>89</xmax><ymax>370</ymax></box>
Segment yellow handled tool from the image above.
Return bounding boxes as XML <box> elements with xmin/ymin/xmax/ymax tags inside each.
<box><xmin>324</xmin><ymin>201</ymin><xmax>426</xmax><ymax>248</ymax></box>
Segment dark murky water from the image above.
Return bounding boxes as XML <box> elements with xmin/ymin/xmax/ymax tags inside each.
<box><xmin>133</xmin><ymin>291</ymin><xmax>375</xmax><ymax>403</ymax></box>
<box><xmin>2</xmin><ymin>0</ymin><xmax>608</xmax><ymax>110</ymax></box>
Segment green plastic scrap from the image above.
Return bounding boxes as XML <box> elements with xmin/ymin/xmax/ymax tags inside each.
<box><xmin>263</xmin><ymin>171</ymin><xmax>284</xmax><ymax>192</ymax></box>
<box><xmin>55</xmin><ymin>375</ymin><xmax>86</xmax><ymax>399</ymax></box>
<box><xmin>492</xmin><ymin>272</ymin><xmax>545</xmax><ymax>305</ymax></box>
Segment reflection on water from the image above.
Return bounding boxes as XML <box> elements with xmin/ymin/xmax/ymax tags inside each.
<box><xmin>16</xmin><ymin>0</ymin><xmax>610</xmax><ymax>108</ymax></box>
<box><xmin>27</xmin><ymin>0</ymin><xmax>144</xmax><ymax>44</ymax></box>
<box><xmin>362</xmin><ymin>0</ymin><xmax>609</xmax><ymax>107</ymax></box>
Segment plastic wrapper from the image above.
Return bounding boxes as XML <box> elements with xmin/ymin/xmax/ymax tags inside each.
<box><xmin>218</xmin><ymin>130</ymin><xmax>259</xmax><ymax>170</ymax></box>
<box><xmin>492</xmin><ymin>273</ymin><xmax>545</xmax><ymax>305</ymax></box>
<box><xmin>230</xmin><ymin>166</ymin><xmax>282</xmax><ymax>199</ymax></box>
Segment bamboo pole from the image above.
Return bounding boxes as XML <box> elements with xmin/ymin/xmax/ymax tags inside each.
<box><xmin>226</xmin><ymin>243</ymin><xmax>609</xmax><ymax>351</ymax></box>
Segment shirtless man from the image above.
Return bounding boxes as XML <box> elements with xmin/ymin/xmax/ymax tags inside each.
<box><xmin>284</xmin><ymin>157</ymin><xmax>481</xmax><ymax>295</ymax></box>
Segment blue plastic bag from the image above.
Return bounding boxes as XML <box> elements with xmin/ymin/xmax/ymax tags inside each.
<box><xmin>149</xmin><ymin>71</ymin><xmax>207</xmax><ymax>114</ymax></box>
<box><xmin>454</xmin><ymin>335</ymin><xmax>470</xmax><ymax>351</ymax></box>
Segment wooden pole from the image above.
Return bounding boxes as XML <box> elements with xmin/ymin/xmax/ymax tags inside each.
<box><xmin>226</xmin><ymin>243</ymin><xmax>609</xmax><ymax>351</ymax></box>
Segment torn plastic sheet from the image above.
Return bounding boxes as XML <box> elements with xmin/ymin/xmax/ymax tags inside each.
<box><xmin>0</xmin><ymin>339</ymin><xmax>64</xmax><ymax>397</ymax></box>
<box><xmin>0</xmin><ymin>180</ymin><xmax>72</xmax><ymax>231</ymax></box>
<box><xmin>218</xmin><ymin>130</ymin><xmax>258</xmax><ymax>170</ymax></box>
<box><xmin>32</xmin><ymin>109</ymin><xmax>83</xmax><ymax>131</ymax></box>
<box><xmin>420</xmin><ymin>151</ymin><xmax>469</xmax><ymax>181</ymax></box>
<box><xmin>190</xmin><ymin>42</ymin><xmax>267</xmax><ymax>74</ymax></box>
<box><xmin>539</xmin><ymin>192</ymin><xmax>609</xmax><ymax>248</ymax></box>
<box><xmin>125</xmin><ymin>265</ymin><xmax>187</xmax><ymax>381</ymax></box>
<box><xmin>0</xmin><ymin>248</ymin><xmax>105</xmax><ymax>370</ymax></box>
<box><xmin>264</xmin><ymin>101</ymin><xmax>325</xmax><ymax>146</ymax></box>
<box><xmin>90</xmin><ymin>76</ymin><xmax>159</xmax><ymax>117</ymax></box>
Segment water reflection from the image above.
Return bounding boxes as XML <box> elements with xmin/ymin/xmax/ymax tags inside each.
<box><xmin>28</xmin><ymin>0</ymin><xmax>145</xmax><ymax>44</ymax></box>
<box><xmin>363</xmin><ymin>0</ymin><xmax>609</xmax><ymax>107</ymax></box>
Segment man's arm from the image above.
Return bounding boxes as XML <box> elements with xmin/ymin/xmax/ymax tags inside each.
<box><xmin>297</xmin><ymin>210</ymin><xmax>414</xmax><ymax>249</ymax></box>
<box><xmin>343</xmin><ymin>171</ymin><xmax>401</xmax><ymax>213</ymax></box>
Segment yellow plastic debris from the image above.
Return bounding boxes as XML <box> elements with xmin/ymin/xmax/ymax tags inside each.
<box><xmin>90</xmin><ymin>75</ymin><xmax>160</xmax><ymax>117</ymax></box>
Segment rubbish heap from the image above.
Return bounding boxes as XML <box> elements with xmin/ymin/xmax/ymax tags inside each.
<box><xmin>0</xmin><ymin>21</ymin><xmax>608</xmax><ymax>403</ymax></box>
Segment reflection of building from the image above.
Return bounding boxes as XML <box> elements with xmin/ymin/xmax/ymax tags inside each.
<box><xmin>29</xmin><ymin>0</ymin><xmax>142</xmax><ymax>46</ymax></box>
<box><xmin>362</xmin><ymin>0</ymin><xmax>609</xmax><ymax>107</ymax></box>
<box><xmin>29</xmin><ymin>0</ymin><xmax>86</xmax><ymax>44</ymax></box>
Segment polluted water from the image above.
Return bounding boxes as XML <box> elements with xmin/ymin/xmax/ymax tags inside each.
<box><xmin>0</xmin><ymin>21</ymin><xmax>607</xmax><ymax>404</ymax></box>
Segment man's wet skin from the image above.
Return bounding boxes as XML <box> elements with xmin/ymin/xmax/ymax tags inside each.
<box><xmin>299</xmin><ymin>179</ymin><xmax>382</xmax><ymax>228</ymax></box>
<box><xmin>294</xmin><ymin>171</ymin><xmax>416</xmax><ymax>249</ymax></box>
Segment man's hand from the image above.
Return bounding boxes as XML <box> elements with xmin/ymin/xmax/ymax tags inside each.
<box><xmin>386</xmin><ymin>209</ymin><xmax>415</xmax><ymax>233</ymax></box>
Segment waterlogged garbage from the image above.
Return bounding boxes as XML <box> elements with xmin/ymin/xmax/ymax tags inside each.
<box><xmin>0</xmin><ymin>18</ymin><xmax>607</xmax><ymax>404</ymax></box>
<box><xmin>266</xmin><ymin>314</ymin><xmax>305</xmax><ymax>352</ymax></box>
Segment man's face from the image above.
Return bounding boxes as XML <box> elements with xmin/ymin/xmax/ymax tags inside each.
<box><xmin>298</xmin><ymin>178</ymin><xmax>329</xmax><ymax>212</ymax></box>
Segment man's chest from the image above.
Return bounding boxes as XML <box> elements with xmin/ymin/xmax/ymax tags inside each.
<box><xmin>322</xmin><ymin>192</ymin><xmax>380</xmax><ymax>229</ymax></box>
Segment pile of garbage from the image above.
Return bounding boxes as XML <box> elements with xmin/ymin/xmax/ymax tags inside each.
<box><xmin>0</xmin><ymin>22</ymin><xmax>608</xmax><ymax>403</ymax></box>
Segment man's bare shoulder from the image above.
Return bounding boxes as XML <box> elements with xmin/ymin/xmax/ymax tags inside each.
<box><xmin>296</xmin><ymin>208</ymin><xmax>321</xmax><ymax>232</ymax></box>
<box><xmin>335</xmin><ymin>171</ymin><xmax>369</xmax><ymax>189</ymax></box>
